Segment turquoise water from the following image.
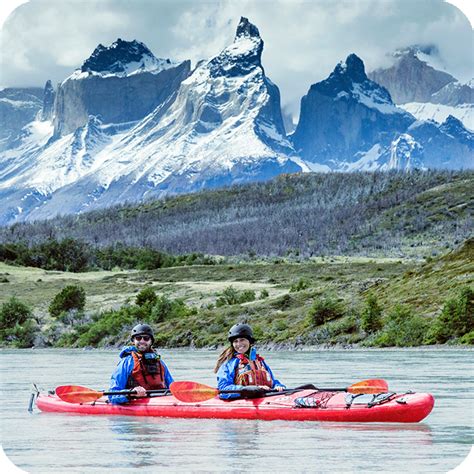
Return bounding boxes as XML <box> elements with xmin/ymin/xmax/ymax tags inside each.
<box><xmin>1</xmin><ymin>348</ymin><xmax>472</xmax><ymax>472</ymax></box>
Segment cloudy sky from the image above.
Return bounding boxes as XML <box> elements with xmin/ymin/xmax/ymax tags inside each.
<box><xmin>0</xmin><ymin>0</ymin><xmax>473</xmax><ymax>118</ymax></box>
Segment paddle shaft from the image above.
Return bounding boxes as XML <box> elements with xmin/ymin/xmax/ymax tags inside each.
<box><xmin>102</xmin><ymin>388</ymin><xmax>169</xmax><ymax>396</ymax></box>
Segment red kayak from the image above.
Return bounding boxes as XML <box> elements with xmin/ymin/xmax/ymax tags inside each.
<box><xmin>36</xmin><ymin>389</ymin><xmax>434</xmax><ymax>423</ymax></box>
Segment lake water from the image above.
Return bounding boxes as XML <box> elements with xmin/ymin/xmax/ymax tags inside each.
<box><xmin>1</xmin><ymin>348</ymin><xmax>473</xmax><ymax>473</ymax></box>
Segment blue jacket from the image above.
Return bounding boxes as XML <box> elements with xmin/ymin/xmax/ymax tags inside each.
<box><xmin>216</xmin><ymin>353</ymin><xmax>285</xmax><ymax>399</ymax></box>
<box><xmin>109</xmin><ymin>346</ymin><xmax>174</xmax><ymax>404</ymax></box>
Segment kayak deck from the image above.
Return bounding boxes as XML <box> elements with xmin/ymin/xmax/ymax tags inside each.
<box><xmin>36</xmin><ymin>389</ymin><xmax>434</xmax><ymax>423</ymax></box>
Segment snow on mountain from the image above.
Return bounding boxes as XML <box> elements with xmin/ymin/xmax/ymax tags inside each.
<box><xmin>368</xmin><ymin>45</ymin><xmax>456</xmax><ymax>104</ymax></box>
<box><xmin>53</xmin><ymin>39</ymin><xmax>191</xmax><ymax>136</ymax></box>
<box><xmin>349</xmin><ymin>116</ymin><xmax>473</xmax><ymax>172</ymax></box>
<box><xmin>72</xmin><ymin>38</ymin><xmax>179</xmax><ymax>79</ymax></box>
<box><xmin>291</xmin><ymin>53</ymin><xmax>414</xmax><ymax>167</ymax></box>
<box><xmin>400</xmin><ymin>102</ymin><xmax>474</xmax><ymax>131</ymax></box>
<box><xmin>0</xmin><ymin>87</ymin><xmax>43</xmax><ymax>151</ymax></box>
<box><xmin>0</xmin><ymin>18</ymin><xmax>302</xmax><ymax>224</ymax></box>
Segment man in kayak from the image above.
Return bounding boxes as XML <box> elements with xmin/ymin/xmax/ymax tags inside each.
<box><xmin>214</xmin><ymin>323</ymin><xmax>285</xmax><ymax>399</ymax></box>
<box><xmin>109</xmin><ymin>323</ymin><xmax>174</xmax><ymax>404</ymax></box>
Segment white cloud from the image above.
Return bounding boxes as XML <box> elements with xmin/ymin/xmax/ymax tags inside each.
<box><xmin>1</xmin><ymin>0</ymin><xmax>472</xmax><ymax>117</ymax></box>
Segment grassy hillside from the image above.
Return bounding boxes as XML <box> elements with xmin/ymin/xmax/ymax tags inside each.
<box><xmin>1</xmin><ymin>240</ymin><xmax>472</xmax><ymax>348</ymax></box>
<box><xmin>1</xmin><ymin>170</ymin><xmax>472</xmax><ymax>259</ymax></box>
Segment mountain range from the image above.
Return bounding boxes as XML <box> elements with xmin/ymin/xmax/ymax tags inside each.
<box><xmin>0</xmin><ymin>18</ymin><xmax>472</xmax><ymax>225</ymax></box>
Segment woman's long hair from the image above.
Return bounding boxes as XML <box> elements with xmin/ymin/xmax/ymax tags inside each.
<box><xmin>214</xmin><ymin>346</ymin><xmax>235</xmax><ymax>373</ymax></box>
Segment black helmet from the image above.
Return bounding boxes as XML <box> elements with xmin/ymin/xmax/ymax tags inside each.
<box><xmin>228</xmin><ymin>323</ymin><xmax>254</xmax><ymax>343</ymax></box>
<box><xmin>131</xmin><ymin>323</ymin><xmax>154</xmax><ymax>342</ymax></box>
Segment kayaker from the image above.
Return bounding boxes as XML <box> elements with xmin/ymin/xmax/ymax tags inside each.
<box><xmin>214</xmin><ymin>323</ymin><xmax>286</xmax><ymax>399</ymax></box>
<box><xmin>109</xmin><ymin>323</ymin><xmax>174</xmax><ymax>404</ymax></box>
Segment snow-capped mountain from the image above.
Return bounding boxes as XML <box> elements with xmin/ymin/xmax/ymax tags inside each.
<box><xmin>53</xmin><ymin>39</ymin><xmax>191</xmax><ymax>136</ymax></box>
<box><xmin>0</xmin><ymin>87</ymin><xmax>44</xmax><ymax>151</ymax></box>
<box><xmin>291</xmin><ymin>54</ymin><xmax>473</xmax><ymax>172</ymax></box>
<box><xmin>0</xmin><ymin>22</ymin><xmax>473</xmax><ymax>226</ymax></box>
<box><xmin>400</xmin><ymin>79</ymin><xmax>474</xmax><ymax>131</ymax></box>
<box><xmin>368</xmin><ymin>45</ymin><xmax>456</xmax><ymax>104</ymax></box>
<box><xmin>368</xmin><ymin>46</ymin><xmax>473</xmax><ymax>130</ymax></box>
<box><xmin>0</xmin><ymin>18</ymin><xmax>302</xmax><ymax>224</ymax></box>
<box><xmin>291</xmin><ymin>54</ymin><xmax>415</xmax><ymax>167</ymax></box>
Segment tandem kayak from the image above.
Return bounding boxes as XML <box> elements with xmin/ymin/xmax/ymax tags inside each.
<box><xmin>36</xmin><ymin>389</ymin><xmax>434</xmax><ymax>423</ymax></box>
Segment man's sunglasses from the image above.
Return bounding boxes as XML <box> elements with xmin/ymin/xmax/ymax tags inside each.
<box><xmin>134</xmin><ymin>335</ymin><xmax>151</xmax><ymax>342</ymax></box>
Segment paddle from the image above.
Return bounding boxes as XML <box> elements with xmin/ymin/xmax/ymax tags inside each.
<box><xmin>170</xmin><ymin>379</ymin><xmax>389</xmax><ymax>403</ymax></box>
<box><xmin>55</xmin><ymin>385</ymin><xmax>169</xmax><ymax>404</ymax></box>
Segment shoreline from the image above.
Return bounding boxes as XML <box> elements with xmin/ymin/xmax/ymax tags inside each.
<box><xmin>2</xmin><ymin>344</ymin><xmax>472</xmax><ymax>352</ymax></box>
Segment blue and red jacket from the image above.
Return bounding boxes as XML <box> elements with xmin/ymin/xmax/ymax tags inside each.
<box><xmin>109</xmin><ymin>345</ymin><xmax>174</xmax><ymax>404</ymax></box>
<box><xmin>216</xmin><ymin>350</ymin><xmax>285</xmax><ymax>399</ymax></box>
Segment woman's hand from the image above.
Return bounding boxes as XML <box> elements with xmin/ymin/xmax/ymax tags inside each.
<box><xmin>274</xmin><ymin>386</ymin><xmax>285</xmax><ymax>392</ymax></box>
<box><xmin>132</xmin><ymin>386</ymin><xmax>147</xmax><ymax>397</ymax></box>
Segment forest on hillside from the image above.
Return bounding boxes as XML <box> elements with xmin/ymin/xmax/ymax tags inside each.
<box><xmin>1</xmin><ymin>170</ymin><xmax>472</xmax><ymax>258</ymax></box>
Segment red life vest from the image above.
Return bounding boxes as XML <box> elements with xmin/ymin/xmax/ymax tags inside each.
<box><xmin>127</xmin><ymin>351</ymin><xmax>166</xmax><ymax>390</ymax></box>
<box><xmin>234</xmin><ymin>353</ymin><xmax>273</xmax><ymax>387</ymax></box>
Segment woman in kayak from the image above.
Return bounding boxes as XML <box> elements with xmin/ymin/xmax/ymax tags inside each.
<box><xmin>214</xmin><ymin>323</ymin><xmax>286</xmax><ymax>399</ymax></box>
<box><xmin>109</xmin><ymin>323</ymin><xmax>174</xmax><ymax>404</ymax></box>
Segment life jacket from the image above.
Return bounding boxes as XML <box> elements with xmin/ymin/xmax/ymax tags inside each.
<box><xmin>234</xmin><ymin>353</ymin><xmax>273</xmax><ymax>387</ymax></box>
<box><xmin>126</xmin><ymin>350</ymin><xmax>166</xmax><ymax>390</ymax></box>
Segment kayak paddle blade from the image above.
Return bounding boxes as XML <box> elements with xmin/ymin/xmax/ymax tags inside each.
<box><xmin>348</xmin><ymin>379</ymin><xmax>389</xmax><ymax>394</ymax></box>
<box><xmin>170</xmin><ymin>381</ymin><xmax>219</xmax><ymax>403</ymax></box>
<box><xmin>56</xmin><ymin>385</ymin><xmax>104</xmax><ymax>403</ymax></box>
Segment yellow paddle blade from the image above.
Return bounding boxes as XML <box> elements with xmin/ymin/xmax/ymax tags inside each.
<box><xmin>56</xmin><ymin>385</ymin><xmax>104</xmax><ymax>403</ymax></box>
<box><xmin>347</xmin><ymin>379</ymin><xmax>389</xmax><ymax>394</ymax></box>
<box><xmin>170</xmin><ymin>381</ymin><xmax>219</xmax><ymax>403</ymax></box>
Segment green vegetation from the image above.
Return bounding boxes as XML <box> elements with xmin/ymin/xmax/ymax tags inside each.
<box><xmin>1</xmin><ymin>171</ymin><xmax>472</xmax><ymax>260</ymax></box>
<box><xmin>0</xmin><ymin>297</ymin><xmax>37</xmax><ymax>347</ymax></box>
<box><xmin>307</xmin><ymin>294</ymin><xmax>344</xmax><ymax>326</ymax></box>
<box><xmin>216</xmin><ymin>286</ymin><xmax>256</xmax><ymax>307</ymax></box>
<box><xmin>0</xmin><ymin>239</ymin><xmax>218</xmax><ymax>272</ymax></box>
<box><xmin>360</xmin><ymin>294</ymin><xmax>383</xmax><ymax>334</ymax></box>
<box><xmin>368</xmin><ymin>305</ymin><xmax>429</xmax><ymax>347</ymax></box>
<box><xmin>49</xmin><ymin>285</ymin><xmax>86</xmax><ymax>318</ymax></box>
<box><xmin>424</xmin><ymin>286</ymin><xmax>474</xmax><ymax>344</ymax></box>
<box><xmin>0</xmin><ymin>238</ymin><xmax>472</xmax><ymax>349</ymax></box>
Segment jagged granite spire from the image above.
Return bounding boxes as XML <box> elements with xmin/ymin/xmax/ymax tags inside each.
<box><xmin>235</xmin><ymin>16</ymin><xmax>261</xmax><ymax>40</ymax></box>
<box><xmin>41</xmin><ymin>80</ymin><xmax>55</xmax><ymax>121</ymax></box>
<box><xmin>310</xmin><ymin>53</ymin><xmax>381</xmax><ymax>98</ymax></box>
<box><xmin>209</xmin><ymin>17</ymin><xmax>264</xmax><ymax>77</ymax></box>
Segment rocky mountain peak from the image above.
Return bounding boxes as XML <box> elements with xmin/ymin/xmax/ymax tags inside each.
<box><xmin>209</xmin><ymin>17</ymin><xmax>263</xmax><ymax>77</ymax></box>
<box><xmin>235</xmin><ymin>16</ymin><xmax>261</xmax><ymax>40</ymax></box>
<box><xmin>81</xmin><ymin>39</ymin><xmax>152</xmax><ymax>73</ymax></box>
<box><xmin>368</xmin><ymin>45</ymin><xmax>455</xmax><ymax>104</ymax></box>
<box><xmin>343</xmin><ymin>53</ymin><xmax>367</xmax><ymax>82</ymax></box>
<box><xmin>439</xmin><ymin>115</ymin><xmax>472</xmax><ymax>144</ymax></box>
<box><xmin>41</xmin><ymin>80</ymin><xmax>55</xmax><ymax>121</ymax></box>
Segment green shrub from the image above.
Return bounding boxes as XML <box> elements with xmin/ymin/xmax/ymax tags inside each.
<box><xmin>239</xmin><ymin>290</ymin><xmax>256</xmax><ymax>304</ymax></box>
<box><xmin>75</xmin><ymin>305</ymin><xmax>144</xmax><ymax>347</ymax></box>
<box><xmin>0</xmin><ymin>297</ymin><xmax>37</xmax><ymax>347</ymax></box>
<box><xmin>424</xmin><ymin>286</ymin><xmax>474</xmax><ymax>344</ymax></box>
<box><xmin>360</xmin><ymin>294</ymin><xmax>383</xmax><ymax>334</ymax></box>
<box><xmin>307</xmin><ymin>295</ymin><xmax>344</xmax><ymax>326</ymax></box>
<box><xmin>259</xmin><ymin>289</ymin><xmax>269</xmax><ymax>299</ymax></box>
<box><xmin>215</xmin><ymin>286</ymin><xmax>256</xmax><ymax>306</ymax></box>
<box><xmin>49</xmin><ymin>285</ymin><xmax>86</xmax><ymax>318</ymax></box>
<box><xmin>372</xmin><ymin>305</ymin><xmax>428</xmax><ymax>347</ymax></box>
<box><xmin>290</xmin><ymin>278</ymin><xmax>311</xmax><ymax>292</ymax></box>
<box><xmin>216</xmin><ymin>286</ymin><xmax>240</xmax><ymax>306</ymax></box>
<box><xmin>135</xmin><ymin>287</ymin><xmax>158</xmax><ymax>307</ymax></box>
<box><xmin>272</xmin><ymin>293</ymin><xmax>292</xmax><ymax>310</ymax></box>
<box><xmin>458</xmin><ymin>331</ymin><xmax>474</xmax><ymax>345</ymax></box>
<box><xmin>150</xmin><ymin>295</ymin><xmax>194</xmax><ymax>322</ymax></box>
